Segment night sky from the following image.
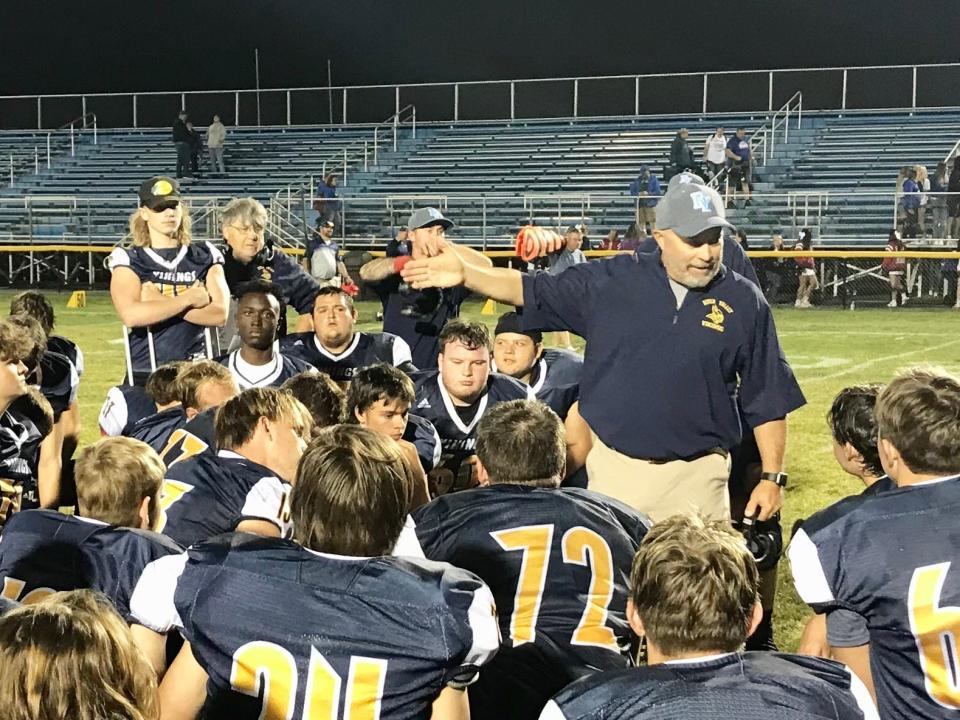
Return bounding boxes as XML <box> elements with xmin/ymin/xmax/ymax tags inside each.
<box><xmin>1</xmin><ymin>1</ymin><xmax>957</xmax><ymax>96</ymax></box>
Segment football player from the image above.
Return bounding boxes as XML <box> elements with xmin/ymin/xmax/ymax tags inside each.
<box><xmin>280</xmin><ymin>286</ymin><xmax>416</xmax><ymax>383</ymax></box>
<box><xmin>135</xmin><ymin>360</ymin><xmax>238</xmax><ymax>455</ymax></box>
<box><xmin>215</xmin><ymin>280</ymin><xmax>315</xmax><ymax>389</ymax></box>
<box><xmin>492</xmin><ymin>311</ymin><xmax>582</xmax><ymax>420</ymax></box>
<box><xmin>544</xmin><ymin>514</ymin><xmax>877</xmax><ymax>720</ymax></box>
<box><xmin>159</xmin><ymin>387</ymin><xmax>312</xmax><ymax>547</ymax></box>
<box><xmin>0</xmin><ymin>318</ymin><xmax>34</xmax><ymax>525</ymax></box>
<box><xmin>279</xmin><ymin>370</ymin><xmax>346</xmax><ymax>437</ymax></box>
<box><xmin>412</xmin><ymin>320</ymin><xmax>533</xmax><ymax>495</ymax></box>
<box><xmin>0</xmin><ymin>437</ymin><xmax>181</xmax><ymax>645</ymax></box>
<box><xmin>108</xmin><ymin>176</ymin><xmax>229</xmax><ymax>385</ymax></box>
<box><xmin>99</xmin><ymin>361</ymin><xmax>185</xmax><ymax>437</ymax></box>
<box><xmin>130</xmin><ymin>425</ymin><xmax>499</xmax><ymax>720</ymax></box>
<box><xmin>790</xmin><ymin>366</ymin><xmax>960</xmax><ymax>719</ymax></box>
<box><xmin>412</xmin><ymin>399</ymin><xmax>650</xmax><ymax>719</ymax></box>
<box><xmin>347</xmin><ymin>363</ymin><xmax>439</xmax><ymax>502</ymax></box>
<box><xmin>796</xmin><ymin>384</ymin><xmax>891</xmax><ymax>658</ymax></box>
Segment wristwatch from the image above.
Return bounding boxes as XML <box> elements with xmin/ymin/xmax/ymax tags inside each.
<box><xmin>760</xmin><ymin>471</ymin><xmax>788</xmax><ymax>488</ymax></box>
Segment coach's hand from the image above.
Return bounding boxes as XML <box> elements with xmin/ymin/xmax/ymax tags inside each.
<box><xmin>744</xmin><ymin>480</ymin><xmax>783</xmax><ymax>521</ymax></box>
<box><xmin>516</xmin><ymin>226</ymin><xmax>565</xmax><ymax>261</ymax></box>
<box><xmin>411</xmin><ymin>231</ymin><xmax>448</xmax><ymax>259</ymax></box>
<box><xmin>401</xmin><ymin>247</ymin><xmax>466</xmax><ymax>289</ymax></box>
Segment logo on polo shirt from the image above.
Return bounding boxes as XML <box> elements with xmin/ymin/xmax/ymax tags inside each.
<box><xmin>701</xmin><ymin>298</ymin><xmax>733</xmax><ymax>332</ymax></box>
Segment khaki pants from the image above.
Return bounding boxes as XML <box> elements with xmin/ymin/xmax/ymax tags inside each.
<box><xmin>585</xmin><ymin>433</ymin><xmax>731</xmax><ymax>522</ymax></box>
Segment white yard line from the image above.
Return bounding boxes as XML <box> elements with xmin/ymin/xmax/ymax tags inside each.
<box><xmin>797</xmin><ymin>338</ymin><xmax>960</xmax><ymax>384</ymax></box>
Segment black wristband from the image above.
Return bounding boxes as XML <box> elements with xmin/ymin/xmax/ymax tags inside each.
<box><xmin>760</xmin><ymin>471</ymin><xmax>788</xmax><ymax>488</ymax></box>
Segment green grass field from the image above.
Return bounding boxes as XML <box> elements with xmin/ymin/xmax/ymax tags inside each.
<box><xmin>6</xmin><ymin>289</ymin><xmax>960</xmax><ymax>651</ymax></box>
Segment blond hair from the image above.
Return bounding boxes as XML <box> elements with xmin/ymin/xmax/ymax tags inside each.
<box><xmin>176</xmin><ymin>360</ymin><xmax>236</xmax><ymax>411</ymax></box>
<box><xmin>0</xmin><ymin>317</ymin><xmax>34</xmax><ymax>364</ymax></box>
<box><xmin>215</xmin><ymin>387</ymin><xmax>313</xmax><ymax>450</ymax></box>
<box><xmin>631</xmin><ymin>514</ymin><xmax>758</xmax><ymax>656</ymax></box>
<box><xmin>221</xmin><ymin>197</ymin><xmax>267</xmax><ymax>232</ymax></box>
<box><xmin>0</xmin><ymin>590</ymin><xmax>160</xmax><ymax>720</ymax></box>
<box><xmin>75</xmin><ymin>437</ymin><xmax>165</xmax><ymax>528</ymax></box>
<box><xmin>126</xmin><ymin>202</ymin><xmax>193</xmax><ymax>248</ymax></box>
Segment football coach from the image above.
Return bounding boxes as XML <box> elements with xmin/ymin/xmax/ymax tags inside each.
<box><xmin>400</xmin><ymin>181</ymin><xmax>805</xmax><ymax>523</ymax></box>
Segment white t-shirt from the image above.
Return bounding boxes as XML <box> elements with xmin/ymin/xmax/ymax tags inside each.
<box><xmin>705</xmin><ymin>134</ymin><xmax>727</xmax><ymax>164</ymax></box>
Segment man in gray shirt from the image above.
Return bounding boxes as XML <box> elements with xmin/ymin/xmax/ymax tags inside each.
<box><xmin>546</xmin><ymin>224</ymin><xmax>587</xmax><ymax>350</ymax></box>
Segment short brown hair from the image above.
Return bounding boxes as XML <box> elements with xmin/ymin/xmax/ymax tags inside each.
<box><xmin>75</xmin><ymin>437</ymin><xmax>165</xmax><ymax>528</ymax></box>
<box><xmin>7</xmin><ymin>315</ymin><xmax>45</xmax><ymax>369</ymax></box>
<box><xmin>9</xmin><ymin>291</ymin><xmax>54</xmax><ymax>336</ymax></box>
<box><xmin>439</xmin><ymin>320</ymin><xmax>491</xmax><ymax>353</ymax></box>
<box><xmin>281</xmin><ymin>371</ymin><xmax>346</xmax><ymax>432</ymax></box>
<box><xmin>631</xmin><ymin>514</ymin><xmax>758</xmax><ymax>656</ymax></box>
<box><xmin>0</xmin><ymin>318</ymin><xmax>33</xmax><ymax>364</ymax></box>
<box><xmin>291</xmin><ymin>425</ymin><xmax>411</xmax><ymax>556</ymax></box>
<box><xmin>876</xmin><ymin>365</ymin><xmax>960</xmax><ymax>476</ymax></box>
<box><xmin>475</xmin><ymin>400</ymin><xmax>564</xmax><ymax>487</ymax></box>
<box><xmin>0</xmin><ymin>590</ymin><xmax>160</xmax><ymax>720</ymax></box>
<box><xmin>144</xmin><ymin>361</ymin><xmax>188</xmax><ymax>407</ymax></box>
<box><xmin>313</xmin><ymin>285</ymin><xmax>355</xmax><ymax>311</ymax></box>
<box><xmin>176</xmin><ymin>360</ymin><xmax>235</xmax><ymax>411</ymax></box>
<box><xmin>215</xmin><ymin>387</ymin><xmax>313</xmax><ymax>450</ymax></box>
<box><xmin>346</xmin><ymin>363</ymin><xmax>415</xmax><ymax>420</ymax></box>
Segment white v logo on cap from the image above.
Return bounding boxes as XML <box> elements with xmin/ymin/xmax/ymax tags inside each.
<box><xmin>690</xmin><ymin>191</ymin><xmax>713</xmax><ymax>213</ymax></box>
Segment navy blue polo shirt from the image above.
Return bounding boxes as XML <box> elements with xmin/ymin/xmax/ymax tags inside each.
<box><xmin>521</xmin><ymin>252</ymin><xmax>804</xmax><ymax>460</ymax></box>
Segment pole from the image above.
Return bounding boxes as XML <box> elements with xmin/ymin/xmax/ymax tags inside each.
<box><xmin>255</xmin><ymin>48</ymin><xmax>262</xmax><ymax>127</ymax></box>
<box><xmin>327</xmin><ymin>60</ymin><xmax>334</xmax><ymax>124</ymax></box>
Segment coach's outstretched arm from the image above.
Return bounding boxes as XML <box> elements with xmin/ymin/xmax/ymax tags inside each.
<box><xmin>402</xmin><ymin>243</ymin><xmax>525</xmax><ymax>306</ymax></box>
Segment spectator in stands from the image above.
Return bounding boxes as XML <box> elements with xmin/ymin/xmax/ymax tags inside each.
<box><xmin>628</xmin><ymin>166</ymin><xmax>661</xmax><ymax>235</ymax></box>
<box><xmin>601</xmin><ymin>229</ymin><xmax>621</xmax><ymax>250</ymax></box>
<box><xmin>544</xmin><ymin>514</ymin><xmax>877</xmax><ymax>720</ymax></box>
<box><xmin>942</xmin><ymin>239</ymin><xmax>960</xmax><ymax>306</ymax></box>
<box><xmin>725</xmin><ymin>128</ymin><xmax>752</xmax><ymax>207</ymax></box>
<box><xmin>172</xmin><ymin>110</ymin><xmax>192</xmax><ymax>179</ymax></box>
<box><xmin>915</xmin><ymin>165</ymin><xmax>930</xmax><ymax>237</ymax></box>
<box><xmin>218</xmin><ymin>197</ymin><xmax>319</xmax><ymax>350</ymax></box>
<box><xmin>948</xmin><ymin>156</ymin><xmax>960</xmax><ymax>240</ymax></box>
<box><xmin>304</xmin><ymin>218</ymin><xmax>354</xmax><ymax>289</ymax></box>
<box><xmin>620</xmin><ymin>221</ymin><xmax>643</xmax><ymax>251</ymax></box>
<box><xmin>186</xmin><ymin>122</ymin><xmax>202</xmax><ymax>178</ymax></box>
<box><xmin>794</xmin><ymin>228</ymin><xmax>817</xmax><ymax>308</ymax></box>
<box><xmin>930</xmin><ymin>161</ymin><xmax>949</xmax><ymax>238</ymax></box>
<box><xmin>0</xmin><ymin>590</ymin><xmax>160</xmax><ymax>720</ymax></box>
<box><xmin>760</xmin><ymin>233</ymin><xmax>788</xmax><ymax>304</ymax></box>
<box><xmin>900</xmin><ymin>167</ymin><xmax>921</xmax><ymax>238</ymax></box>
<box><xmin>882</xmin><ymin>229</ymin><xmax>907</xmax><ymax>307</ymax></box>
<box><xmin>704</xmin><ymin>127</ymin><xmax>727</xmax><ymax>179</ymax></box>
<box><xmin>669</xmin><ymin>128</ymin><xmax>697</xmax><ymax>180</ymax></box>
<box><xmin>548</xmin><ymin>224</ymin><xmax>587</xmax><ymax>350</ymax></box>
<box><xmin>315</xmin><ymin>172</ymin><xmax>342</xmax><ymax>227</ymax></box>
<box><xmin>734</xmin><ymin>229</ymin><xmax>749</xmax><ymax>249</ymax></box>
<box><xmin>206</xmin><ymin>114</ymin><xmax>226</xmax><ymax>175</ymax></box>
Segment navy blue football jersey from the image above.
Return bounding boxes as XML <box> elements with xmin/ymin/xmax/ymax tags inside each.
<box><xmin>280</xmin><ymin>331</ymin><xmax>415</xmax><ymax>383</ymax></box>
<box><xmin>160</xmin><ymin>450</ymin><xmax>291</xmax><ymax>547</ymax></box>
<box><xmin>0</xmin><ymin>509</ymin><xmax>181</xmax><ymax>620</ymax></box>
<box><xmin>412</xmin><ymin>484</ymin><xmax>650</xmax><ymax>719</ymax></box>
<box><xmin>32</xmin><ymin>350</ymin><xmax>78</xmax><ymax>421</ymax></box>
<box><xmin>404</xmin><ymin>413</ymin><xmax>442</xmax><ymax>473</ymax></box>
<box><xmin>128</xmin><ymin>406</ymin><xmax>187</xmax><ymax>454</ymax></box>
<box><xmin>790</xmin><ymin>475</ymin><xmax>960</xmax><ymax>720</ymax></box>
<box><xmin>215</xmin><ymin>349</ymin><xmax>314</xmax><ymax>389</ymax></box>
<box><xmin>47</xmin><ymin>335</ymin><xmax>84</xmax><ymax>377</ymax></box>
<box><xmin>99</xmin><ymin>384</ymin><xmax>157</xmax><ymax>437</ymax></box>
<box><xmin>412</xmin><ymin>370</ymin><xmax>534</xmax><ymax>494</ymax></box>
<box><xmin>0</xmin><ymin>406</ymin><xmax>44</xmax><ymax>510</ymax></box>
<box><xmin>528</xmin><ymin>348</ymin><xmax>582</xmax><ymax>420</ymax></box>
<box><xmin>159</xmin><ymin>407</ymin><xmax>217</xmax><ymax>469</ymax></box>
<box><xmin>130</xmin><ymin>534</ymin><xmax>500</xmax><ymax>720</ymax></box>
<box><xmin>541</xmin><ymin>651</ymin><xmax>876</xmax><ymax>720</ymax></box>
<box><xmin>108</xmin><ymin>241</ymin><xmax>224</xmax><ymax>375</ymax></box>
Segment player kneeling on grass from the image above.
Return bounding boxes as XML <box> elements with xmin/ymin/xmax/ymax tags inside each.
<box><xmin>347</xmin><ymin>363</ymin><xmax>440</xmax><ymax>509</ymax></box>
<box><xmin>0</xmin><ymin>590</ymin><xmax>160</xmax><ymax>720</ymax></box>
<box><xmin>130</xmin><ymin>424</ymin><xmax>499</xmax><ymax>720</ymax></box>
<box><xmin>790</xmin><ymin>366</ymin><xmax>960</xmax><ymax>719</ymax></box>
<box><xmin>0</xmin><ymin>437</ymin><xmax>181</xmax><ymax>673</ymax></box>
<box><xmin>412</xmin><ymin>399</ymin><xmax>651</xmax><ymax>720</ymax></box>
<box><xmin>543</xmin><ymin>513</ymin><xmax>878</xmax><ymax>720</ymax></box>
<box><xmin>159</xmin><ymin>387</ymin><xmax>312</xmax><ymax>547</ymax></box>
<box><xmin>795</xmin><ymin>384</ymin><xmax>893</xmax><ymax>658</ymax></box>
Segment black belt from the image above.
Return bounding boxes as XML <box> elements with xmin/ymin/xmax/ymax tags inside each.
<box><xmin>638</xmin><ymin>447</ymin><xmax>729</xmax><ymax>465</ymax></box>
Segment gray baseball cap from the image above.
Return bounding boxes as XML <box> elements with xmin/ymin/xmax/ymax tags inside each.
<box><xmin>407</xmin><ymin>207</ymin><xmax>454</xmax><ymax>232</ymax></box>
<box><xmin>666</xmin><ymin>171</ymin><xmax>705</xmax><ymax>191</ymax></box>
<box><xmin>656</xmin><ymin>181</ymin><xmax>733</xmax><ymax>238</ymax></box>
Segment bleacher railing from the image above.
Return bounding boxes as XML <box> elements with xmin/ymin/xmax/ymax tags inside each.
<box><xmin>2</xmin><ymin>62</ymin><xmax>960</xmax><ymax>130</ymax></box>
<box><xmin>5</xmin><ymin>114</ymin><xmax>98</xmax><ymax>189</ymax></box>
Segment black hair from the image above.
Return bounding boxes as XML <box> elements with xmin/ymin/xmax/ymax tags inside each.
<box><xmin>346</xmin><ymin>363</ymin><xmax>415</xmax><ymax>420</ymax></box>
<box><xmin>236</xmin><ymin>280</ymin><xmax>285</xmax><ymax>313</ymax></box>
<box><xmin>827</xmin><ymin>384</ymin><xmax>884</xmax><ymax>477</ymax></box>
